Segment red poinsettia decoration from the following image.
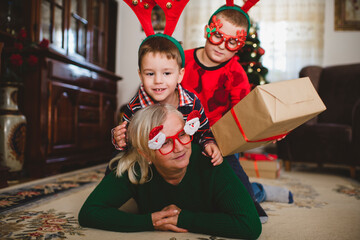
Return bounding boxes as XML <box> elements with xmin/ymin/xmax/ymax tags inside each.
<box><xmin>39</xmin><ymin>39</ymin><xmax>50</xmax><ymax>49</ymax></box>
<box><xmin>10</xmin><ymin>54</ymin><xmax>23</xmax><ymax>67</ymax></box>
<box><xmin>2</xmin><ymin>28</ymin><xmax>49</xmax><ymax>82</ymax></box>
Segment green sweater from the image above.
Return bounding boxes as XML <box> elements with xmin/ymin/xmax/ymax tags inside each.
<box><xmin>78</xmin><ymin>144</ymin><xmax>261</xmax><ymax>239</ymax></box>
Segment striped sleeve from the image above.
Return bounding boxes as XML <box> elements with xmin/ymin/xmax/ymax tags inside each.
<box><xmin>112</xmin><ymin>93</ymin><xmax>142</xmax><ymax>151</ymax></box>
<box><xmin>183</xmin><ymin>91</ymin><xmax>216</xmax><ymax>149</ymax></box>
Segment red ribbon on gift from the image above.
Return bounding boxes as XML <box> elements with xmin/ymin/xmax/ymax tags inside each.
<box><xmin>253</xmin><ymin>160</ymin><xmax>260</xmax><ymax>178</ymax></box>
<box><xmin>231</xmin><ymin>108</ymin><xmax>289</xmax><ymax>143</ymax></box>
<box><xmin>244</xmin><ymin>153</ymin><xmax>277</xmax><ymax>161</ymax></box>
<box><xmin>240</xmin><ymin>158</ymin><xmax>261</xmax><ymax>178</ymax></box>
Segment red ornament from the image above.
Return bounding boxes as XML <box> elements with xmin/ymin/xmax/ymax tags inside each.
<box><xmin>14</xmin><ymin>42</ymin><xmax>23</xmax><ymax>51</ymax></box>
<box><xmin>10</xmin><ymin>54</ymin><xmax>23</xmax><ymax>67</ymax></box>
<box><xmin>258</xmin><ymin>47</ymin><xmax>265</xmax><ymax>56</ymax></box>
<box><xmin>17</xmin><ymin>29</ymin><xmax>27</xmax><ymax>41</ymax></box>
<box><xmin>39</xmin><ymin>38</ymin><xmax>50</xmax><ymax>48</ymax></box>
<box><xmin>27</xmin><ymin>55</ymin><xmax>38</xmax><ymax>66</ymax></box>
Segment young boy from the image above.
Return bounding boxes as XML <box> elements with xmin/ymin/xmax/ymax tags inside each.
<box><xmin>111</xmin><ymin>34</ymin><xmax>223</xmax><ymax>167</ymax></box>
<box><xmin>181</xmin><ymin>4</ymin><xmax>269</xmax><ymax>222</ymax></box>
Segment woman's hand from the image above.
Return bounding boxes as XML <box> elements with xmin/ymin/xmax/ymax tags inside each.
<box><xmin>204</xmin><ymin>142</ymin><xmax>223</xmax><ymax>166</ymax></box>
<box><xmin>152</xmin><ymin>205</ymin><xmax>188</xmax><ymax>233</ymax></box>
<box><xmin>113</xmin><ymin>121</ymin><xmax>128</xmax><ymax>148</ymax></box>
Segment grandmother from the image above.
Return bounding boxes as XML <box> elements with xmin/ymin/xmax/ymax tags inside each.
<box><xmin>78</xmin><ymin>104</ymin><xmax>261</xmax><ymax>239</ymax></box>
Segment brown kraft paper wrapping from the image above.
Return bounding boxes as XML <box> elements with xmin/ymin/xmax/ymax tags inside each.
<box><xmin>211</xmin><ymin>77</ymin><xmax>326</xmax><ymax>156</ymax></box>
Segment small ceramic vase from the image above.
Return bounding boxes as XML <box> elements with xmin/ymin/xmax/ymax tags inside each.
<box><xmin>0</xmin><ymin>83</ymin><xmax>26</xmax><ymax>172</ymax></box>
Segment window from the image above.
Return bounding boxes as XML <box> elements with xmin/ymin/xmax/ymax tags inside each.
<box><xmin>41</xmin><ymin>0</ymin><xmax>66</xmax><ymax>53</ymax></box>
<box><xmin>91</xmin><ymin>0</ymin><xmax>107</xmax><ymax>66</ymax></box>
<box><xmin>69</xmin><ymin>0</ymin><xmax>88</xmax><ymax>58</ymax></box>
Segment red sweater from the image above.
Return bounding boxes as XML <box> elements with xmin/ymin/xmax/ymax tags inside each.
<box><xmin>182</xmin><ymin>48</ymin><xmax>250</xmax><ymax>126</ymax></box>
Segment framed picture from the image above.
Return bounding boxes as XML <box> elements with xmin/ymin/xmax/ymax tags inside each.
<box><xmin>335</xmin><ymin>0</ymin><xmax>360</xmax><ymax>31</ymax></box>
<box><xmin>140</xmin><ymin>5</ymin><xmax>166</xmax><ymax>32</ymax></box>
<box><xmin>152</xmin><ymin>5</ymin><xmax>166</xmax><ymax>31</ymax></box>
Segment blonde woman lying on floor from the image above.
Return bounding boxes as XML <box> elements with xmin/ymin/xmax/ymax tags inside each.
<box><xmin>79</xmin><ymin>104</ymin><xmax>261</xmax><ymax>239</ymax></box>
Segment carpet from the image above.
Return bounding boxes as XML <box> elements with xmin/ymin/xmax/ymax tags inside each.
<box><xmin>1</xmin><ymin>163</ymin><xmax>359</xmax><ymax>240</ymax></box>
<box><xmin>0</xmin><ymin>165</ymin><xmax>105</xmax><ymax>214</ymax></box>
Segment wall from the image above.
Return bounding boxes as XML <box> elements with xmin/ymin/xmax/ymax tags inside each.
<box><xmin>323</xmin><ymin>0</ymin><xmax>360</xmax><ymax>66</ymax></box>
<box><xmin>115</xmin><ymin>1</ymin><xmax>184</xmax><ymax>110</ymax></box>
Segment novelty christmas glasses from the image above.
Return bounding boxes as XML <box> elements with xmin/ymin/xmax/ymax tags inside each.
<box><xmin>206</xmin><ymin>16</ymin><xmax>247</xmax><ymax>51</ymax></box>
<box><xmin>148</xmin><ymin>110</ymin><xmax>200</xmax><ymax>154</ymax></box>
<box><xmin>158</xmin><ymin>129</ymin><xmax>193</xmax><ymax>155</ymax></box>
<box><xmin>207</xmin><ymin>0</ymin><xmax>260</xmax><ymax>51</ymax></box>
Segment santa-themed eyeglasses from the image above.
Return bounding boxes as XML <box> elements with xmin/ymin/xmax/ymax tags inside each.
<box><xmin>148</xmin><ymin>110</ymin><xmax>200</xmax><ymax>154</ymax></box>
<box><xmin>159</xmin><ymin>129</ymin><xmax>193</xmax><ymax>155</ymax></box>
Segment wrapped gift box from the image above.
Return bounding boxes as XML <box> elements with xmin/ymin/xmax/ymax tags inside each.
<box><xmin>211</xmin><ymin>77</ymin><xmax>326</xmax><ymax>156</ymax></box>
<box><xmin>243</xmin><ymin>153</ymin><xmax>277</xmax><ymax>161</ymax></box>
<box><xmin>239</xmin><ymin>157</ymin><xmax>281</xmax><ymax>179</ymax></box>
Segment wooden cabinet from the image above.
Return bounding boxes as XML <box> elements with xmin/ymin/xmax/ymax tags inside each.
<box><xmin>0</xmin><ymin>0</ymin><xmax>121</xmax><ymax>177</ymax></box>
<box><xmin>21</xmin><ymin>53</ymin><xmax>120</xmax><ymax>177</ymax></box>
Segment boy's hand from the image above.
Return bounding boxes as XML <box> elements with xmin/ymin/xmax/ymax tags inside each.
<box><xmin>204</xmin><ymin>143</ymin><xmax>223</xmax><ymax>166</ymax></box>
<box><xmin>113</xmin><ymin>121</ymin><xmax>128</xmax><ymax>148</ymax></box>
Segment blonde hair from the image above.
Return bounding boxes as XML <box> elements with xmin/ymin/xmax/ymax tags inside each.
<box><xmin>109</xmin><ymin>104</ymin><xmax>183</xmax><ymax>184</ymax></box>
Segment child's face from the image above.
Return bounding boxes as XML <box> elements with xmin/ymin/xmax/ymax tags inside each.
<box><xmin>139</xmin><ymin>52</ymin><xmax>184</xmax><ymax>105</ymax></box>
<box><xmin>204</xmin><ymin>16</ymin><xmax>246</xmax><ymax>64</ymax></box>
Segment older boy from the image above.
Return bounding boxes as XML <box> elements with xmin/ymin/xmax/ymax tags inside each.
<box><xmin>181</xmin><ymin>4</ymin><xmax>269</xmax><ymax>222</ymax></box>
<box><xmin>182</xmin><ymin>6</ymin><xmax>250</xmax><ymax>126</ymax></box>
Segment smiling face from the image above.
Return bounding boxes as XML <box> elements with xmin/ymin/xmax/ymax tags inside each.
<box><xmin>139</xmin><ymin>52</ymin><xmax>185</xmax><ymax>106</ymax></box>
<box><xmin>151</xmin><ymin>112</ymin><xmax>192</xmax><ymax>181</ymax></box>
<box><xmin>202</xmin><ymin>16</ymin><xmax>247</xmax><ymax>66</ymax></box>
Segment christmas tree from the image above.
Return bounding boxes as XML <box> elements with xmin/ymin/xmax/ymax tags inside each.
<box><xmin>237</xmin><ymin>21</ymin><xmax>268</xmax><ymax>89</ymax></box>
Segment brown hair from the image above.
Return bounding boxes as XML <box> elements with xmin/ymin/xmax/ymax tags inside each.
<box><xmin>216</xmin><ymin>8</ymin><xmax>249</xmax><ymax>31</ymax></box>
<box><xmin>138</xmin><ymin>36</ymin><xmax>183</xmax><ymax>70</ymax></box>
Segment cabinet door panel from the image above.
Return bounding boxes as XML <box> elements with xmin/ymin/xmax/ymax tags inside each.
<box><xmin>78</xmin><ymin>90</ymin><xmax>100</xmax><ymax>107</ymax></box>
<box><xmin>78</xmin><ymin>124</ymin><xmax>101</xmax><ymax>149</ymax></box>
<box><xmin>48</xmin><ymin>82</ymin><xmax>79</xmax><ymax>154</ymax></box>
<box><xmin>78</xmin><ymin>106</ymin><xmax>99</xmax><ymax>123</ymax></box>
<box><xmin>101</xmin><ymin>94</ymin><xmax>116</xmax><ymax>143</ymax></box>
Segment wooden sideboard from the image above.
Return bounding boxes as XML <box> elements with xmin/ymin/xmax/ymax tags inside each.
<box><xmin>1</xmin><ymin>0</ymin><xmax>121</xmax><ymax>178</ymax></box>
<box><xmin>20</xmin><ymin>50</ymin><xmax>121</xmax><ymax>178</ymax></box>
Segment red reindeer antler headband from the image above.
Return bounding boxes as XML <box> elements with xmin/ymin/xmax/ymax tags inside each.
<box><xmin>123</xmin><ymin>0</ymin><xmax>189</xmax><ymax>37</ymax></box>
<box><xmin>241</xmin><ymin>0</ymin><xmax>260</xmax><ymax>13</ymax></box>
<box><xmin>123</xmin><ymin>0</ymin><xmax>188</xmax><ymax>67</ymax></box>
<box><xmin>225</xmin><ymin>0</ymin><xmax>259</xmax><ymax>12</ymax></box>
<box><xmin>123</xmin><ymin>0</ymin><xmax>158</xmax><ymax>37</ymax></box>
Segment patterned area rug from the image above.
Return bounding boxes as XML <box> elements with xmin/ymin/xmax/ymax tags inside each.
<box><xmin>0</xmin><ymin>164</ymin><xmax>359</xmax><ymax>240</ymax></box>
<box><xmin>334</xmin><ymin>184</ymin><xmax>360</xmax><ymax>200</ymax></box>
<box><xmin>0</xmin><ymin>165</ymin><xmax>105</xmax><ymax>214</ymax></box>
<box><xmin>1</xmin><ymin>209</ymin><xmax>84</xmax><ymax>239</ymax></box>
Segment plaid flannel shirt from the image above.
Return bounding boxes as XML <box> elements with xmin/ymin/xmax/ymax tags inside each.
<box><xmin>111</xmin><ymin>84</ymin><xmax>215</xmax><ymax>150</ymax></box>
